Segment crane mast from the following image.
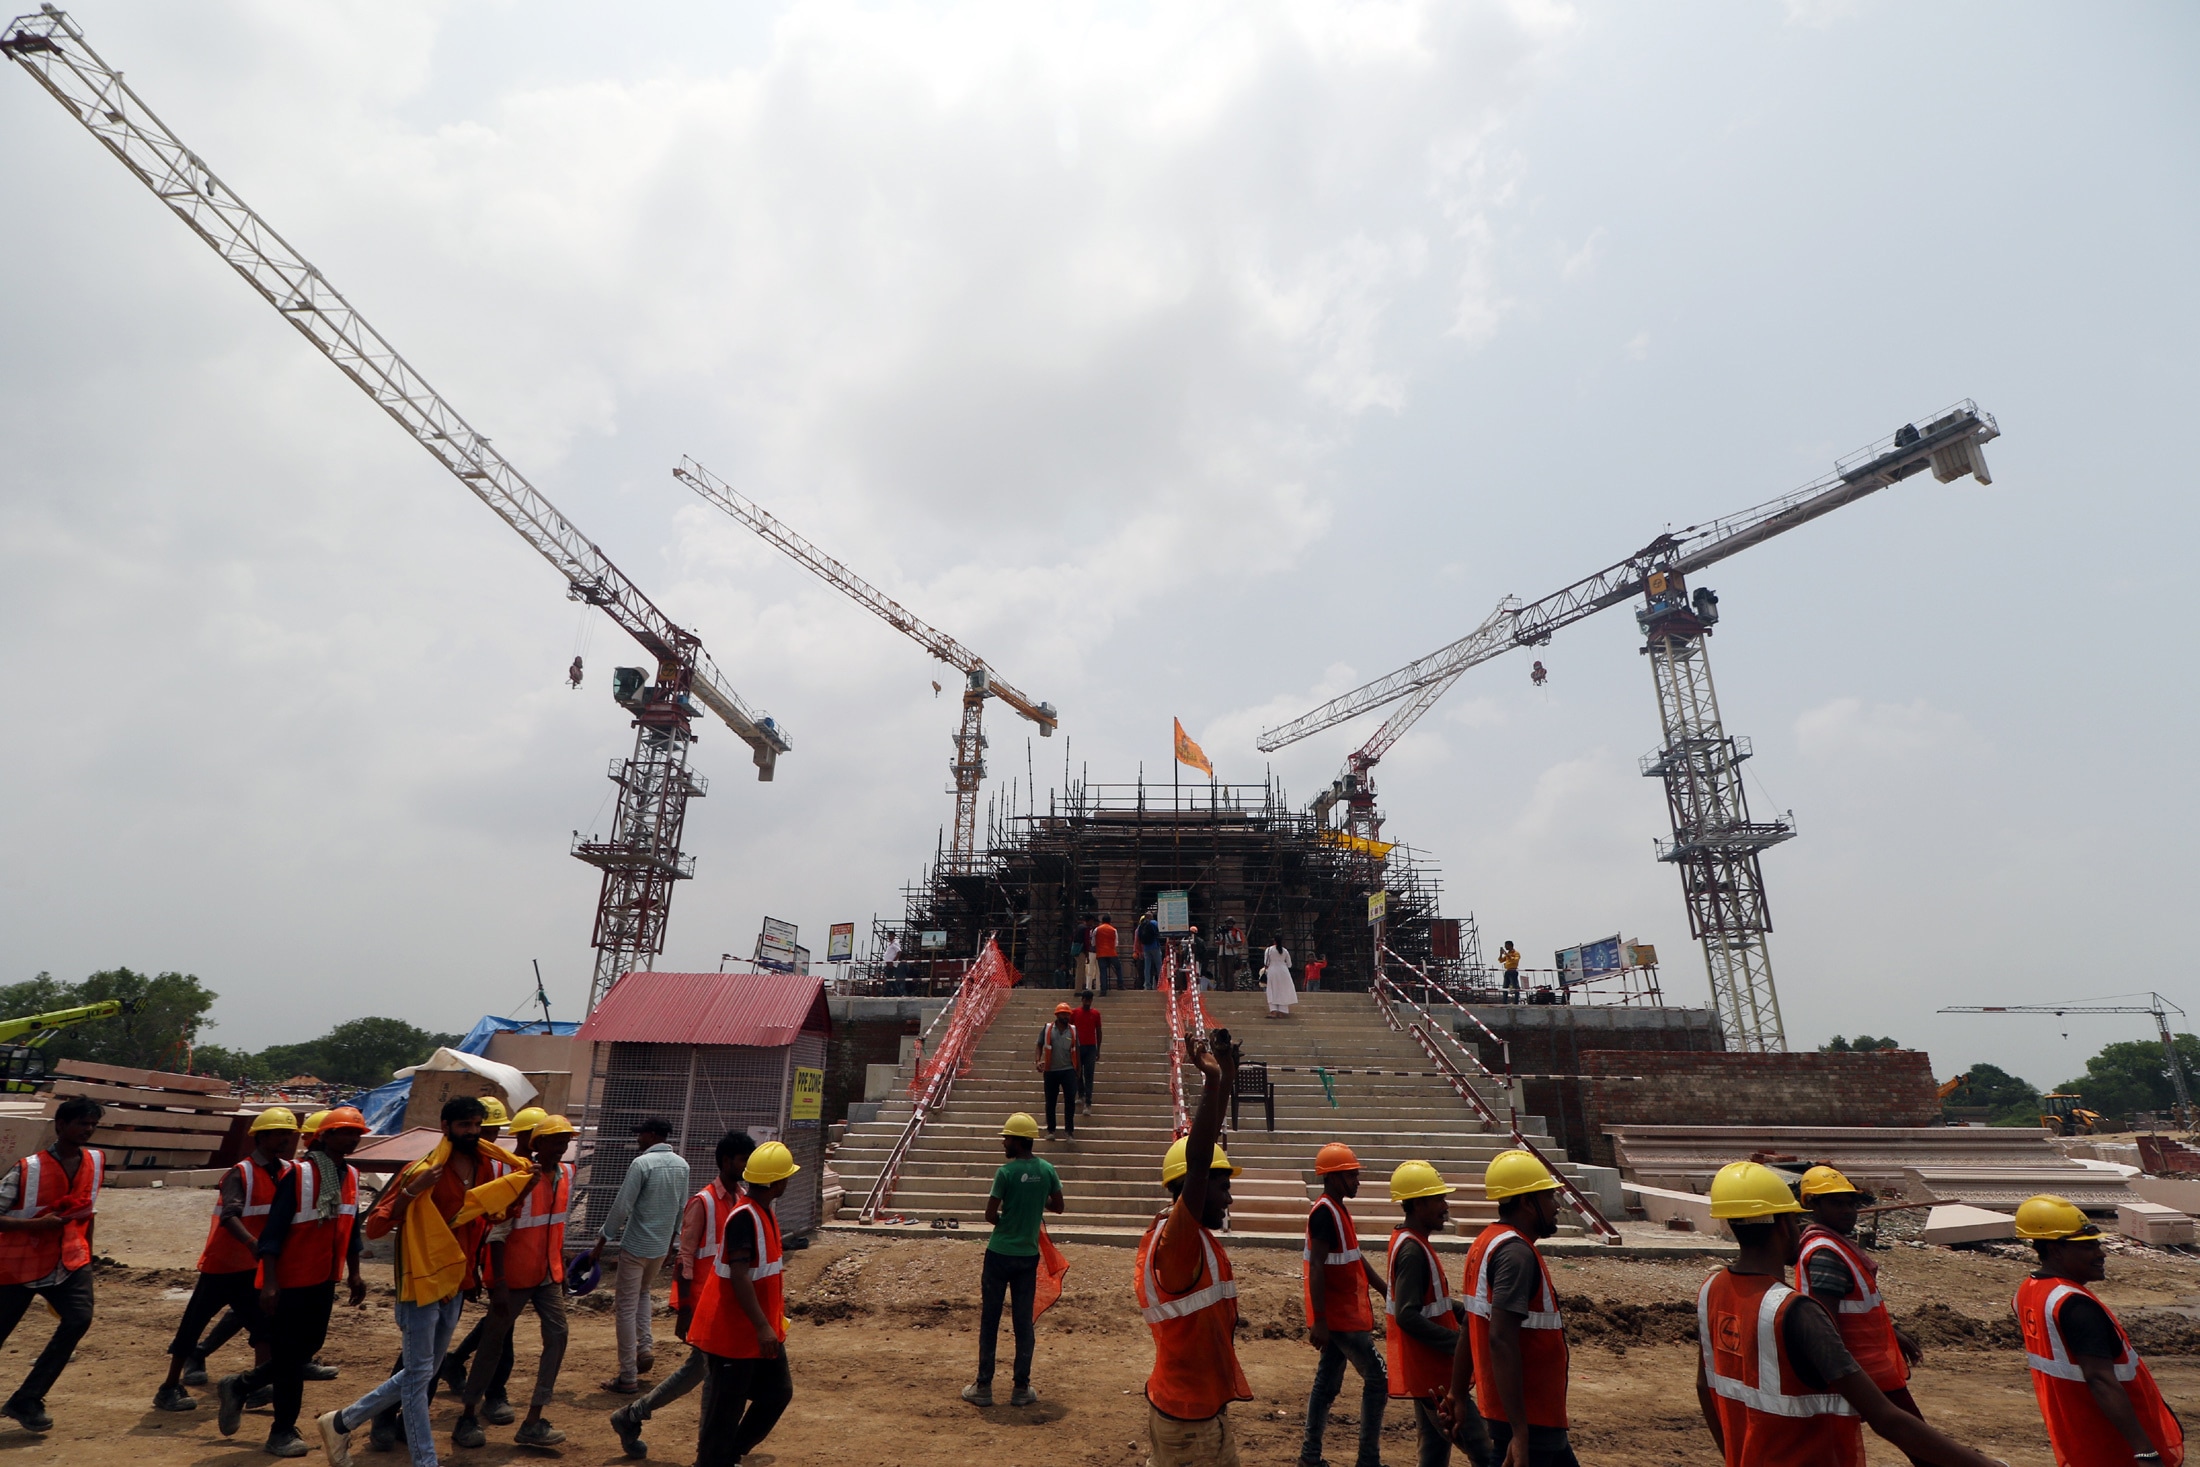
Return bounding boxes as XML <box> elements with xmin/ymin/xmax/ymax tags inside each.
<box><xmin>1263</xmin><ymin>402</ymin><xmax>1999</xmax><ymax>1052</ymax></box>
<box><xmin>675</xmin><ymin>457</ymin><xmax>1057</xmax><ymax>873</ymax></box>
<box><xmin>1940</xmin><ymin>995</ymin><xmax>2197</xmax><ymax>1129</ymax></box>
<box><xmin>5</xmin><ymin>7</ymin><xmax>792</xmax><ymax>1011</ymax></box>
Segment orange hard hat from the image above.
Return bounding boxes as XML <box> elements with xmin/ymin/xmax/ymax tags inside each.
<box><xmin>1315</xmin><ymin>1143</ymin><xmax>1361</xmax><ymax>1175</ymax></box>
<box><xmin>1054</xmin><ymin>1003</ymin><xmax>1073</xmax><ymax>1014</ymax></box>
<box><xmin>316</xmin><ymin>1106</ymin><xmax>369</xmax><ymax>1134</ymax></box>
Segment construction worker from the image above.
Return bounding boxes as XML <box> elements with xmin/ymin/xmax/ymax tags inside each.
<box><xmin>1135</xmin><ymin>1034</ymin><xmax>1249</xmax><ymax>1466</ymax></box>
<box><xmin>1498</xmin><ymin>943</ymin><xmax>1521</xmax><ymax>1004</ymax></box>
<box><xmin>689</xmin><ymin>1140</ymin><xmax>800</xmax><ymax>1465</ymax></box>
<box><xmin>1072</xmin><ymin>991</ymin><xmax>1104</xmax><ymax>1113</ymax></box>
<box><xmin>156</xmin><ymin>1105</ymin><xmax>299</xmax><ymax>1412</ymax></box>
<box><xmin>2013</xmin><ymin>1193</ymin><xmax>2185</xmax><ymax>1467</ymax></box>
<box><xmin>1448</xmin><ymin>1149</ymin><xmax>1568</xmax><ymax>1467</ymax></box>
<box><xmin>212</xmin><ymin>1107</ymin><xmax>370</xmax><ymax>1456</ymax></box>
<box><xmin>1386</xmin><ymin>1160</ymin><xmax>1462</xmax><ymax>1467</ymax></box>
<box><xmin>1695</xmin><ymin>1161</ymin><xmax>2007</xmax><ymax>1467</ymax></box>
<box><xmin>1093</xmin><ymin>914</ymin><xmax>1121</xmax><ymax>992</ymax></box>
<box><xmin>314</xmin><ymin>1095</ymin><xmax>532</xmax><ymax>1467</ymax></box>
<box><xmin>1299</xmin><ymin>1142</ymin><xmax>1388</xmax><ymax>1467</ymax></box>
<box><xmin>611</xmin><ymin>1129</ymin><xmax>756</xmax><ymax>1460</ymax></box>
<box><xmin>964</xmin><ymin>1111</ymin><xmax>1064</xmax><ymax>1408</ymax></box>
<box><xmin>439</xmin><ymin>1105</ymin><xmax>545</xmax><ymax>1423</ymax></box>
<box><xmin>456</xmin><ymin>1114</ymin><xmax>575</xmax><ymax>1448</ymax></box>
<box><xmin>1037</xmin><ymin>1003</ymin><xmax>1079</xmax><ymax>1137</ymax></box>
<box><xmin>0</xmin><ymin>1096</ymin><xmax>105</xmax><ymax>1434</ymax></box>
<box><xmin>1796</xmin><ymin>1166</ymin><xmax>1927</xmax><ymax>1441</ymax></box>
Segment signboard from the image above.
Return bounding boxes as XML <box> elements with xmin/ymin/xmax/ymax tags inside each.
<box><xmin>1156</xmin><ymin>890</ymin><xmax>1191</xmax><ymax>935</ymax></box>
<box><xmin>761</xmin><ymin>916</ymin><xmax>798</xmax><ymax>946</ymax></box>
<box><xmin>793</xmin><ymin>944</ymin><xmax>811</xmax><ymax>977</ymax></box>
<box><xmin>826</xmin><ymin>922</ymin><xmax>855</xmax><ymax>964</ymax></box>
<box><xmin>790</xmin><ymin>1066</ymin><xmax>824</xmax><ymax>1122</ymax></box>
<box><xmin>1555</xmin><ymin>934</ymin><xmax>1624</xmax><ymax>987</ymax></box>
<box><xmin>754</xmin><ymin>915</ymin><xmax>801</xmax><ymax>973</ymax></box>
<box><xmin>920</xmin><ymin>929</ymin><xmax>949</xmax><ymax>951</ymax></box>
<box><xmin>1625</xmin><ymin>940</ymin><xmax>1658</xmax><ymax>968</ymax></box>
<box><xmin>1367</xmin><ymin>890</ymin><xmax>1388</xmax><ymax>926</ymax></box>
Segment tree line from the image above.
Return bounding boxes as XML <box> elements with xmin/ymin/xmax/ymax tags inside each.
<box><xmin>0</xmin><ymin>968</ymin><xmax>458</xmax><ymax>1090</ymax></box>
<box><xmin>1823</xmin><ymin>1031</ymin><xmax>2200</xmax><ymax>1125</ymax></box>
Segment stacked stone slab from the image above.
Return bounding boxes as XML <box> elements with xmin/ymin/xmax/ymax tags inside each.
<box><xmin>830</xmin><ymin>987</ymin><xmax>1597</xmax><ymax>1246</ymax></box>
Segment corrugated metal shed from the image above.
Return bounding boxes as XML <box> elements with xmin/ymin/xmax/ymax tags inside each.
<box><xmin>576</xmin><ymin>971</ymin><xmax>830</xmax><ymax>1047</ymax></box>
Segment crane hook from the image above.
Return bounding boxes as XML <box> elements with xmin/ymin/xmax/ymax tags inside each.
<box><xmin>1530</xmin><ymin>660</ymin><xmax>1548</xmax><ymax>687</ymax></box>
<box><xmin>568</xmin><ymin>656</ymin><xmax>584</xmax><ymax>690</ymax></box>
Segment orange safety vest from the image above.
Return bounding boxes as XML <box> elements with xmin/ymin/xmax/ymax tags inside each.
<box><xmin>500</xmin><ymin>1162</ymin><xmax>571</xmax><ymax>1290</ymax></box>
<box><xmin>1697</xmin><ymin>1269</ymin><xmax>1861</xmax><ymax>1467</ymax></box>
<box><xmin>1135</xmin><ymin>1208</ymin><xmax>1251</xmax><ymax>1421</ymax></box>
<box><xmin>1303</xmin><ymin>1196</ymin><xmax>1373</xmax><ymax>1333</ymax></box>
<box><xmin>1796</xmin><ymin>1225</ymin><xmax>1906</xmax><ymax>1392</ymax></box>
<box><xmin>688</xmin><ymin>1195</ymin><xmax>786</xmax><ymax>1359</ymax></box>
<box><xmin>1384</xmin><ymin>1229</ymin><xmax>1461</xmax><ymax>1400</ymax></box>
<box><xmin>1464</xmin><ymin>1222</ymin><xmax>1571</xmax><ymax>1428</ymax></box>
<box><xmin>2015</xmin><ymin>1276</ymin><xmax>2186</xmax><ymax>1467</ymax></box>
<box><xmin>0</xmin><ymin>1148</ymin><xmax>104</xmax><ymax>1286</ymax></box>
<box><xmin>458</xmin><ymin>1155</ymin><xmax>507</xmax><ymax>1290</ymax></box>
<box><xmin>673</xmin><ymin>1180</ymin><xmax>736</xmax><ymax>1313</ymax></box>
<box><xmin>266</xmin><ymin>1155</ymin><xmax>358</xmax><ymax>1289</ymax></box>
<box><xmin>197</xmin><ymin>1156</ymin><xmax>286</xmax><ymax>1275</ymax></box>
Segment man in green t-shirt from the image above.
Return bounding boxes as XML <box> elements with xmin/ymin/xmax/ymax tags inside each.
<box><xmin>962</xmin><ymin>1112</ymin><xmax>1063</xmax><ymax>1409</ymax></box>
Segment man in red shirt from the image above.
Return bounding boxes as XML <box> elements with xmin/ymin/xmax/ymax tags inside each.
<box><xmin>1070</xmin><ymin>993</ymin><xmax>1103</xmax><ymax>1115</ymax></box>
<box><xmin>1092</xmin><ymin>915</ymin><xmax>1121</xmax><ymax>993</ymax></box>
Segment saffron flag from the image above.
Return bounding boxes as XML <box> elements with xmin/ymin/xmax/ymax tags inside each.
<box><xmin>1033</xmin><ymin>1226</ymin><xmax>1072</xmax><ymax>1318</ymax></box>
<box><xmin>1173</xmin><ymin>718</ymin><xmax>1213</xmax><ymax>778</ymax></box>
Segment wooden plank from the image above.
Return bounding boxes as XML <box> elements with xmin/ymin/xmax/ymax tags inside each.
<box><xmin>47</xmin><ymin>1079</ymin><xmax>239</xmax><ymax>1112</ymax></box>
<box><xmin>91</xmin><ymin>1131</ymin><xmax>216</xmax><ymax>1160</ymax></box>
<box><xmin>89</xmin><ymin>1109</ymin><xmax>237</xmax><ymax>1135</ymax></box>
<box><xmin>54</xmin><ymin>1058</ymin><xmax>230</xmax><ymax>1095</ymax></box>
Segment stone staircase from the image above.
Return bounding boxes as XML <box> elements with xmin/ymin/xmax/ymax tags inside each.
<box><xmin>830</xmin><ymin>987</ymin><xmax>1603</xmax><ymax>1247</ymax></box>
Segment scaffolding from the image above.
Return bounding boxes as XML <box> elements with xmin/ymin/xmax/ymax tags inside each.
<box><xmin>855</xmin><ymin>771</ymin><xmax>1469</xmax><ymax>993</ymax></box>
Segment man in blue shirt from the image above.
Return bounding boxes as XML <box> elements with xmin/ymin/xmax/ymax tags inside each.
<box><xmin>584</xmin><ymin>1119</ymin><xmax>690</xmax><ymax>1394</ymax></box>
<box><xmin>963</xmin><ymin>1113</ymin><xmax>1062</xmax><ymax>1409</ymax></box>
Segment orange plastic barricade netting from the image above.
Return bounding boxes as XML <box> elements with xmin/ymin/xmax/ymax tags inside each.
<box><xmin>906</xmin><ymin>938</ymin><xmax>1022</xmax><ymax>1107</ymax></box>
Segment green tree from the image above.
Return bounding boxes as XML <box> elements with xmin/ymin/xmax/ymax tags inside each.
<box><xmin>309</xmin><ymin>1017</ymin><xmax>459</xmax><ymax>1087</ymax></box>
<box><xmin>1821</xmin><ymin>1034</ymin><xmax>1900</xmax><ymax>1054</ymax></box>
<box><xmin>190</xmin><ymin>1043</ymin><xmax>270</xmax><ymax>1083</ymax></box>
<box><xmin>1944</xmin><ymin>1061</ymin><xmax>2041</xmax><ymax>1125</ymax></box>
<box><xmin>2057</xmin><ymin>1034</ymin><xmax>2200</xmax><ymax>1123</ymax></box>
<box><xmin>0</xmin><ymin>967</ymin><xmax>218</xmax><ymax>1072</ymax></box>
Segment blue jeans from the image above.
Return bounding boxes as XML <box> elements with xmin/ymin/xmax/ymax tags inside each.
<box><xmin>1096</xmin><ymin>956</ymin><xmax>1120</xmax><ymax>991</ymax></box>
<box><xmin>1301</xmin><ymin>1328</ymin><xmax>1387</xmax><ymax>1467</ymax></box>
<box><xmin>340</xmin><ymin>1295</ymin><xmax>462</xmax><ymax>1467</ymax></box>
<box><xmin>1141</xmin><ymin>949</ymin><xmax>1162</xmax><ymax>989</ymax></box>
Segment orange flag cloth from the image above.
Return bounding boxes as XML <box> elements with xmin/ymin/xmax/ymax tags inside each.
<box><xmin>1034</xmin><ymin>1226</ymin><xmax>1071</xmax><ymax>1318</ymax></box>
<box><xmin>1173</xmin><ymin>719</ymin><xmax>1213</xmax><ymax>778</ymax></box>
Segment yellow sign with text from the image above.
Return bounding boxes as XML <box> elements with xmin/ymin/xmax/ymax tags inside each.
<box><xmin>790</xmin><ymin>1066</ymin><xmax>824</xmax><ymax>1122</ymax></box>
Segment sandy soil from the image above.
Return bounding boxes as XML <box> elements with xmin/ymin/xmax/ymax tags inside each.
<box><xmin>11</xmin><ymin>1193</ymin><xmax>2198</xmax><ymax>1467</ymax></box>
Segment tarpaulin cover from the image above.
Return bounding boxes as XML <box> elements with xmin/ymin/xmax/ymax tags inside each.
<box><xmin>348</xmin><ymin>1015</ymin><xmax>579</xmax><ymax>1135</ymax></box>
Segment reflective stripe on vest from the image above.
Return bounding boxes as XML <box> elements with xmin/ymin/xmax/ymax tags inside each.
<box><xmin>711</xmin><ymin>1199</ymin><xmax>786</xmax><ymax>1283</ymax></box>
<box><xmin>1384</xmin><ymin>1232</ymin><xmax>1458</xmax><ymax>1322</ymax></box>
<box><xmin>285</xmin><ymin>1158</ymin><xmax>361</xmax><ymax>1224</ymax></box>
<box><xmin>1697</xmin><ymin>1275</ymin><xmax>1858</xmax><ymax>1419</ymax></box>
<box><xmin>230</xmin><ymin>1158</ymin><xmax>280</xmax><ymax>1218</ymax></box>
<box><xmin>1302</xmin><ymin>1199</ymin><xmax>1363</xmax><ymax>1265</ymax></box>
<box><xmin>1797</xmin><ymin>1232</ymin><xmax>1884</xmax><ymax>1313</ymax></box>
<box><xmin>2025</xmin><ymin>1281</ymin><xmax>2139</xmax><ymax>1383</ymax></box>
<box><xmin>1140</xmin><ymin>1226</ymin><xmax>1238</xmax><ymax>1322</ymax></box>
<box><xmin>510</xmin><ymin>1164</ymin><xmax>571</xmax><ymax>1231</ymax></box>
<box><xmin>5</xmin><ymin>1156</ymin><xmax>41</xmax><ymax>1220</ymax></box>
<box><xmin>1464</xmin><ymin>1226</ymin><xmax>1563</xmax><ymax>1330</ymax></box>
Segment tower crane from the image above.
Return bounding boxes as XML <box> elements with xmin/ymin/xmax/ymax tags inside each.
<box><xmin>674</xmin><ymin>457</ymin><xmax>1056</xmax><ymax>872</ymax></box>
<box><xmin>4</xmin><ymin>8</ymin><xmax>791</xmax><ymax>1012</ymax></box>
<box><xmin>1261</xmin><ymin>402</ymin><xmax>2001</xmax><ymax>1052</ymax></box>
<box><xmin>1939</xmin><ymin>994</ymin><xmax>2197</xmax><ymax>1131</ymax></box>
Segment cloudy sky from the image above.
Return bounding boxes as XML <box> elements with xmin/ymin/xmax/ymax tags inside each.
<box><xmin>2</xmin><ymin>1</ymin><xmax>2193</xmax><ymax>1088</ymax></box>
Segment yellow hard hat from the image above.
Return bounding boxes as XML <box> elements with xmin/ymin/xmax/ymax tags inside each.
<box><xmin>2013</xmin><ymin>1194</ymin><xmax>2102</xmax><ymax>1242</ymax></box>
<box><xmin>1484</xmin><ymin>1149</ymin><xmax>1559</xmax><ymax>1202</ymax></box>
<box><xmin>250</xmin><ymin>1106</ymin><xmax>300</xmax><ymax>1134</ymax></box>
<box><xmin>508</xmin><ymin>1106</ymin><xmax>547</xmax><ymax>1135</ymax></box>
<box><xmin>478</xmin><ymin>1096</ymin><xmax>510</xmax><ymax>1127</ymax></box>
<box><xmin>1161</xmin><ymin>1136</ymin><xmax>1241</xmax><ymax>1183</ymax></box>
<box><xmin>530</xmin><ymin>1114</ymin><xmax>577</xmax><ymax>1139</ymax></box>
<box><xmin>301</xmin><ymin>1110</ymin><xmax>331</xmax><ymax>1138</ymax></box>
<box><xmin>743</xmin><ymin>1141</ymin><xmax>801</xmax><ymax>1185</ymax></box>
<box><xmin>1799</xmin><ymin>1165</ymin><xmax>1861</xmax><ymax>1199</ymax></box>
<box><xmin>1707</xmin><ymin>1161</ymin><xmax>1802</xmax><ymax>1220</ymax></box>
<box><xmin>1002</xmin><ymin>1112</ymin><xmax>1040</xmax><ymax>1140</ymax></box>
<box><xmin>1390</xmin><ymin>1160</ymin><xmax>1458</xmax><ymax>1203</ymax></box>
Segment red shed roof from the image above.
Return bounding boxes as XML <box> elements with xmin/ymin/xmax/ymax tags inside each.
<box><xmin>575</xmin><ymin>970</ymin><xmax>830</xmax><ymax>1047</ymax></box>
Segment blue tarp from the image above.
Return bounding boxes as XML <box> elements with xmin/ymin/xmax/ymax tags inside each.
<box><xmin>348</xmin><ymin>1015</ymin><xmax>581</xmax><ymax>1134</ymax></box>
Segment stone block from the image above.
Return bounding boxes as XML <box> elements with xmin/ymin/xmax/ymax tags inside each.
<box><xmin>864</xmin><ymin>1062</ymin><xmax>902</xmax><ymax>1103</ymax></box>
<box><xmin>2117</xmin><ymin>1201</ymin><xmax>2195</xmax><ymax>1245</ymax></box>
<box><xmin>1627</xmin><ymin>1182</ymin><xmax>1715</xmax><ymax>1234</ymax></box>
<box><xmin>1921</xmin><ymin>1204</ymin><xmax>2016</xmax><ymax>1245</ymax></box>
<box><xmin>2132</xmin><ymin>1175</ymin><xmax>2200</xmax><ymax>1215</ymax></box>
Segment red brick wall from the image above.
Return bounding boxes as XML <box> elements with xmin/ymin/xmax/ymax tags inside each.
<box><xmin>1576</xmin><ymin>1049</ymin><xmax>1940</xmax><ymax>1166</ymax></box>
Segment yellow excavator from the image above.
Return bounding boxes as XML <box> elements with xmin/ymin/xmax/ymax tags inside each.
<box><xmin>0</xmin><ymin>1001</ymin><xmax>127</xmax><ymax>1092</ymax></box>
<box><xmin>2039</xmin><ymin>1092</ymin><xmax>2104</xmax><ymax>1137</ymax></box>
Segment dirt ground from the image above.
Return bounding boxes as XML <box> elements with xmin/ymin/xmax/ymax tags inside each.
<box><xmin>13</xmin><ymin>1194</ymin><xmax>2200</xmax><ymax>1466</ymax></box>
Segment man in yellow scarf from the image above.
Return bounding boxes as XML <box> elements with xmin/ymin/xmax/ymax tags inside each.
<box><xmin>315</xmin><ymin>1096</ymin><xmax>535</xmax><ymax>1467</ymax></box>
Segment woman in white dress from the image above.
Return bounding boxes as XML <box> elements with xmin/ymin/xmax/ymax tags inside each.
<box><xmin>1262</xmin><ymin>940</ymin><xmax>1297</xmax><ymax>1018</ymax></box>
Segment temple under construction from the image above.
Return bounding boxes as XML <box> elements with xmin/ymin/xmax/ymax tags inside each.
<box><xmin>865</xmin><ymin>774</ymin><xmax>1477</xmax><ymax>992</ymax></box>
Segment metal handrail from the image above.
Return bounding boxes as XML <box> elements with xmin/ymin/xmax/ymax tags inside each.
<box><xmin>859</xmin><ymin>939</ymin><xmax>1014</xmax><ymax>1223</ymax></box>
<box><xmin>1373</xmin><ymin>969</ymin><xmax>1621</xmax><ymax>1245</ymax></box>
<box><xmin>1384</xmin><ymin>943</ymin><xmax>1514</xmax><ymax>1098</ymax></box>
<box><xmin>1163</xmin><ymin>944</ymin><xmax>1189</xmax><ymax>1135</ymax></box>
